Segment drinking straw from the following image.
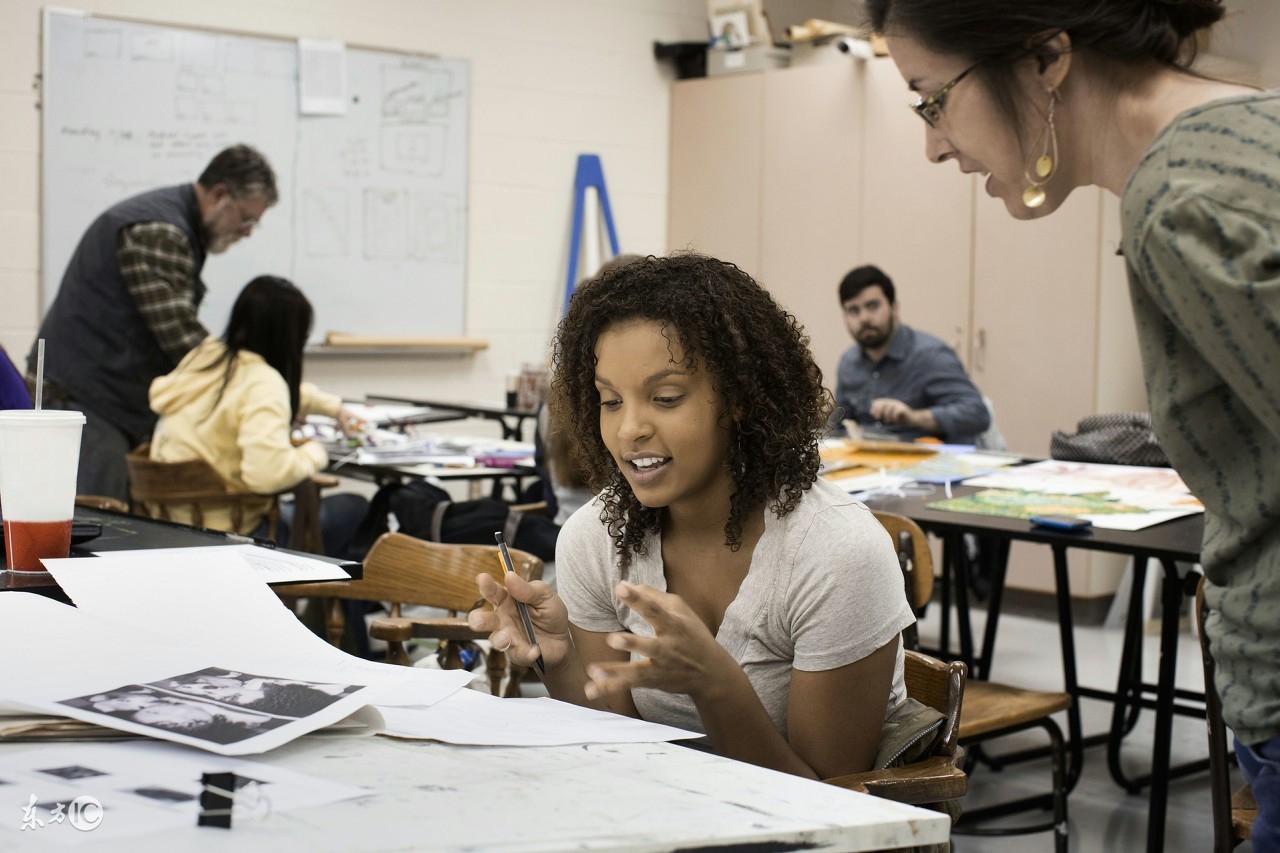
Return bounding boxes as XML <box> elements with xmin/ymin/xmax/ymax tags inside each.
<box><xmin>34</xmin><ymin>338</ymin><xmax>44</xmax><ymax>410</ymax></box>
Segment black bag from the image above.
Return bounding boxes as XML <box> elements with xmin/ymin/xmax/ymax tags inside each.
<box><xmin>350</xmin><ymin>480</ymin><xmax>559</xmax><ymax>562</ymax></box>
<box><xmin>1050</xmin><ymin>412</ymin><xmax>1170</xmax><ymax>468</ymax></box>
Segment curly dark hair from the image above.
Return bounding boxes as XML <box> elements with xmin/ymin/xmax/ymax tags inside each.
<box><xmin>549</xmin><ymin>253</ymin><xmax>833</xmax><ymax>567</ymax></box>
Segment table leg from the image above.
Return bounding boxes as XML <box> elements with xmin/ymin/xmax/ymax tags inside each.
<box><xmin>975</xmin><ymin>536</ymin><xmax>1010</xmax><ymax>681</ymax></box>
<box><xmin>939</xmin><ymin>535</ymin><xmax>955</xmax><ymax>658</ymax></box>
<box><xmin>951</xmin><ymin>532</ymin><xmax>975</xmax><ymax>667</ymax></box>
<box><xmin>1144</xmin><ymin>559</ymin><xmax>1184</xmax><ymax>853</ymax></box>
<box><xmin>1050</xmin><ymin>544</ymin><xmax>1085</xmax><ymax>791</ymax></box>
<box><xmin>1108</xmin><ymin>556</ymin><xmax>1151</xmax><ymax>791</ymax></box>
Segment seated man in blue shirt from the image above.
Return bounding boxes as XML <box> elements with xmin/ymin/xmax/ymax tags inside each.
<box><xmin>834</xmin><ymin>265</ymin><xmax>989</xmax><ymax>444</ymax></box>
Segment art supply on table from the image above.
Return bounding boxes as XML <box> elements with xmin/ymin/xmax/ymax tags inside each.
<box><xmin>494</xmin><ymin>531</ymin><xmax>545</xmax><ymax>674</ymax></box>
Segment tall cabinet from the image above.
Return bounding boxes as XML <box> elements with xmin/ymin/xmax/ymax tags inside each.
<box><xmin>668</xmin><ymin>57</ymin><xmax>1148</xmax><ymax>601</ymax></box>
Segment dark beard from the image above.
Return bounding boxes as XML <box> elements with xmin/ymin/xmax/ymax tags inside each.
<box><xmin>857</xmin><ymin>327</ymin><xmax>890</xmax><ymax>349</ymax></box>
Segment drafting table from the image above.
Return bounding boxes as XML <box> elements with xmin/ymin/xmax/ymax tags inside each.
<box><xmin>862</xmin><ymin>483</ymin><xmax>1204</xmax><ymax>853</ymax></box>
<box><xmin>22</xmin><ymin>734</ymin><xmax>949</xmax><ymax>851</ymax></box>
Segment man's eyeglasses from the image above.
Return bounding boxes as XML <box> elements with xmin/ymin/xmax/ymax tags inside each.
<box><xmin>910</xmin><ymin>62</ymin><xmax>981</xmax><ymax>128</ymax></box>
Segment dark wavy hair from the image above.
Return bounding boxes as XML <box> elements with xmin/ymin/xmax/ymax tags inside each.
<box><xmin>867</xmin><ymin>0</ymin><xmax>1227</xmax><ymax>144</ymax></box>
<box><xmin>549</xmin><ymin>253</ymin><xmax>833</xmax><ymax>567</ymax></box>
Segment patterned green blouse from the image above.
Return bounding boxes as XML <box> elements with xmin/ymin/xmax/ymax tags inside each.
<box><xmin>1122</xmin><ymin>90</ymin><xmax>1280</xmax><ymax>746</ymax></box>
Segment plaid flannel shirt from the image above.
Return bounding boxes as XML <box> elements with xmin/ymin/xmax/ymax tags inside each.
<box><xmin>117</xmin><ymin>221</ymin><xmax>208</xmax><ymax>364</ymax></box>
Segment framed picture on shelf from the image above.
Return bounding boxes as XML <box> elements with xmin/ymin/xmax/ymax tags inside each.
<box><xmin>708</xmin><ymin>8</ymin><xmax>752</xmax><ymax>49</ymax></box>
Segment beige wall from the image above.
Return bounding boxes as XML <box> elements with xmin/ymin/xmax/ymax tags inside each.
<box><xmin>0</xmin><ymin>0</ymin><xmax>706</xmax><ymax>416</ymax></box>
<box><xmin>3</xmin><ymin>1</ymin><xmax>1275</xmax><ymax>421</ymax></box>
<box><xmin>1213</xmin><ymin>0</ymin><xmax>1280</xmax><ymax>87</ymax></box>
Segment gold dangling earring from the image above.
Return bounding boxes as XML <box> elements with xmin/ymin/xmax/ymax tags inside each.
<box><xmin>1022</xmin><ymin>91</ymin><xmax>1059</xmax><ymax>209</ymax></box>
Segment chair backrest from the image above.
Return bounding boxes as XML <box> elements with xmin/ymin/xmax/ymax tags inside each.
<box><xmin>872</xmin><ymin>510</ymin><xmax>964</xmax><ymax>758</ymax></box>
<box><xmin>871</xmin><ymin>509</ymin><xmax>934</xmax><ymax>613</ymax></box>
<box><xmin>288</xmin><ymin>531</ymin><xmax>544</xmax><ymax>616</ymax></box>
<box><xmin>125</xmin><ymin>442</ymin><xmax>278</xmax><ymax>537</ymax></box>
<box><xmin>823</xmin><ymin>648</ymin><xmax>968</xmax><ymax>808</ymax></box>
<box><xmin>904</xmin><ymin>648</ymin><xmax>966</xmax><ymax>760</ymax></box>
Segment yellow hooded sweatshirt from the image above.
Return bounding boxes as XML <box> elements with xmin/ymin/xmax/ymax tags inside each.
<box><xmin>149</xmin><ymin>336</ymin><xmax>340</xmax><ymax>534</ymax></box>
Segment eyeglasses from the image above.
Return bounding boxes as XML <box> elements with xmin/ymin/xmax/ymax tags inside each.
<box><xmin>910</xmin><ymin>61</ymin><xmax>981</xmax><ymax>128</ymax></box>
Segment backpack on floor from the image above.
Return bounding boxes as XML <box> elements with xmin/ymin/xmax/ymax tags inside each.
<box><xmin>350</xmin><ymin>480</ymin><xmax>559</xmax><ymax>562</ymax></box>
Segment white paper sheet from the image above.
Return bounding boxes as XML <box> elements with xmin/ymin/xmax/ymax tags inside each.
<box><xmin>0</xmin><ymin>593</ymin><xmax>393</xmax><ymax>755</ymax></box>
<box><xmin>963</xmin><ymin>459</ymin><xmax>1196</xmax><ymax>497</ymax></box>
<box><xmin>89</xmin><ymin>544</ymin><xmax>350</xmax><ymax>583</ymax></box>
<box><xmin>829</xmin><ymin>472</ymin><xmax>913</xmax><ymax>494</ymax></box>
<box><xmin>43</xmin><ymin>551</ymin><xmax>473</xmax><ymax>706</ymax></box>
<box><xmin>297</xmin><ymin>38</ymin><xmax>346</xmax><ymax>115</ymax></box>
<box><xmin>378</xmin><ymin>689</ymin><xmax>703</xmax><ymax>745</ymax></box>
<box><xmin>957</xmin><ymin>459</ymin><xmax>1203</xmax><ymax>530</ymax></box>
<box><xmin>0</xmin><ymin>741</ymin><xmax>370</xmax><ymax>842</ymax></box>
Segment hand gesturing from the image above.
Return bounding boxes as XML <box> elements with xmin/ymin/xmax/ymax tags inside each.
<box><xmin>583</xmin><ymin>581</ymin><xmax>733</xmax><ymax>702</ymax></box>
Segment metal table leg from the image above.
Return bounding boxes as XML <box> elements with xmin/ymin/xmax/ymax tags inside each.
<box><xmin>1050</xmin><ymin>544</ymin><xmax>1085</xmax><ymax>791</ymax></box>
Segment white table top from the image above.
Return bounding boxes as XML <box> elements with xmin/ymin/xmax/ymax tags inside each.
<box><xmin>54</xmin><ymin>734</ymin><xmax>949</xmax><ymax>852</ymax></box>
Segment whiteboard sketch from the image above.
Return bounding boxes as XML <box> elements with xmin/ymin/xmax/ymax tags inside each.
<box><xmin>303</xmin><ymin>189</ymin><xmax>350</xmax><ymax>257</ymax></box>
<box><xmin>42</xmin><ymin>10</ymin><xmax>469</xmax><ymax>342</ymax></box>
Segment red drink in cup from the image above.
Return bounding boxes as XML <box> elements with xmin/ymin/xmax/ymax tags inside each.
<box><xmin>4</xmin><ymin>520</ymin><xmax>74</xmax><ymax>572</ymax></box>
<box><xmin>0</xmin><ymin>410</ymin><xmax>85</xmax><ymax>572</ymax></box>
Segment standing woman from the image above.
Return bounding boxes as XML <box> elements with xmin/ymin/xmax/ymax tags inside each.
<box><xmin>866</xmin><ymin>0</ymin><xmax>1279</xmax><ymax>843</ymax></box>
<box><xmin>149</xmin><ymin>275</ymin><xmax>367</xmax><ymax>558</ymax></box>
<box><xmin>471</xmin><ymin>254</ymin><xmax>915</xmax><ymax>780</ymax></box>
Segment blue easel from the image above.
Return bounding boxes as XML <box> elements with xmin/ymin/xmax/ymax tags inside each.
<box><xmin>563</xmin><ymin>154</ymin><xmax>621</xmax><ymax>314</ymax></box>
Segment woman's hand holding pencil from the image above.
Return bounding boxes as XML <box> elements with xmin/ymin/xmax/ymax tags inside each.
<box><xmin>470</xmin><ymin>571</ymin><xmax>570</xmax><ymax>673</ymax></box>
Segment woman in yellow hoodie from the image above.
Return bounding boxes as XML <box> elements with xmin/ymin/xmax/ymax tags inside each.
<box><xmin>149</xmin><ymin>276</ymin><xmax>367</xmax><ymax>557</ymax></box>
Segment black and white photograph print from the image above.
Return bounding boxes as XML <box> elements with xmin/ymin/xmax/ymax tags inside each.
<box><xmin>147</xmin><ymin>667</ymin><xmax>363</xmax><ymax>719</ymax></box>
<box><xmin>38</xmin><ymin>765</ymin><xmax>107</xmax><ymax>781</ymax></box>
<box><xmin>60</xmin><ymin>685</ymin><xmax>289</xmax><ymax>746</ymax></box>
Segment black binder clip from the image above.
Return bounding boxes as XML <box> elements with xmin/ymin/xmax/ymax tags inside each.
<box><xmin>197</xmin><ymin>772</ymin><xmax>237</xmax><ymax>829</ymax></box>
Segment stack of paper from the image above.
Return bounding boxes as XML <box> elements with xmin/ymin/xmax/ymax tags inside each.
<box><xmin>1</xmin><ymin>548</ymin><xmax>703</xmax><ymax>756</ymax></box>
<box><xmin>0</xmin><ymin>551</ymin><xmax>474</xmax><ymax>755</ymax></box>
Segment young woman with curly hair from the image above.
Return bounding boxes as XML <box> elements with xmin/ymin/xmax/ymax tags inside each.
<box><xmin>471</xmin><ymin>253</ymin><xmax>913</xmax><ymax>779</ymax></box>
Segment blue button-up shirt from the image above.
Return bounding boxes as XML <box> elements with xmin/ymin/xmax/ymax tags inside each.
<box><xmin>834</xmin><ymin>324</ymin><xmax>989</xmax><ymax>444</ymax></box>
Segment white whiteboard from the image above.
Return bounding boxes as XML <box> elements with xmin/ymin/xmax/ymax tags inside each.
<box><xmin>41</xmin><ymin>10</ymin><xmax>469</xmax><ymax>343</ymax></box>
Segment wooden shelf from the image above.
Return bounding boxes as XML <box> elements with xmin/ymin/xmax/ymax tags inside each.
<box><xmin>306</xmin><ymin>335</ymin><xmax>489</xmax><ymax>357</ymax></box>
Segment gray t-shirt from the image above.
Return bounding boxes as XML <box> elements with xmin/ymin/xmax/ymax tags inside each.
<box><xmin>557</xmin><ymin>477</ymin><xmax>914</xmax><ymax>736</ymax></box>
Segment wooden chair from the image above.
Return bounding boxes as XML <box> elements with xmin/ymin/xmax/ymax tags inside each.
<box><xmin>874</xmin><ymin>510</ymin><xmax>1071</xmax><ymax>852</ymax></box>
<box><xmin>823</xmin><ymin>649</ymin><xmax>969</xmax><ymax>816</ymax></box>
<box><xmin>287</xmin><ymin>531</ymin><xmax>544</xmax><ymax>696</ymax></box>
<box><xmin>1196</xmin><ymin>575</ymin><xmax>1257</xmax><ymax>850</ymax></box>
<box><xmin>125</xmin><ymin>443</ymin><xmax>340</xmax><ymax>553</ymax></box>
<box><xmin>126</xmin><ymin>443</ymin><xmax>282</xmax><ymax>541</ymax></box>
